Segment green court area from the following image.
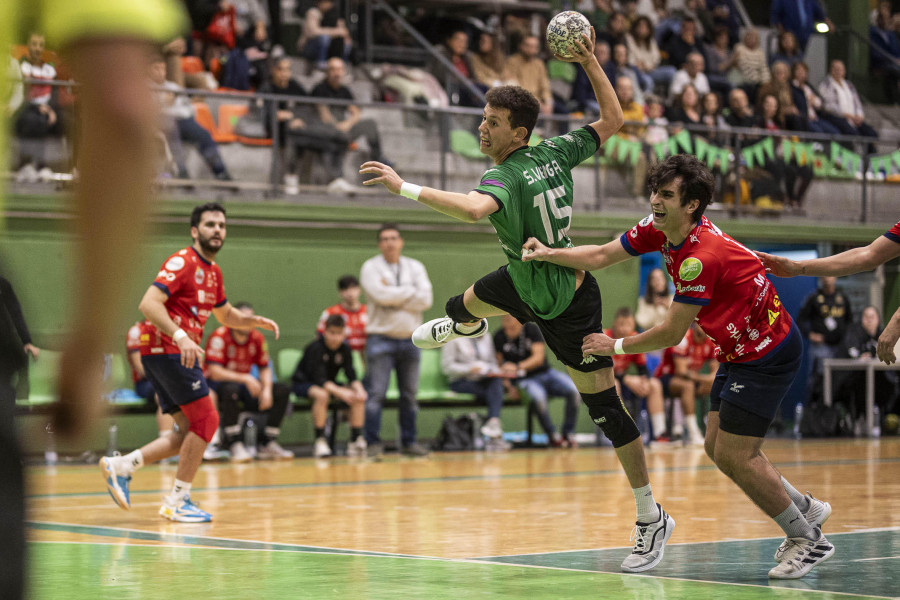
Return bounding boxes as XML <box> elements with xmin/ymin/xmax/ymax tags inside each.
<box><xmin>28</xmin><ymin>526</ymin><xmax>896</xmax><ymax>599</ymax></box>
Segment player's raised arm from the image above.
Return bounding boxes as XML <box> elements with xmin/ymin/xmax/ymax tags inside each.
<box><xmin>212</xmin><ymin>302</ymin><xmax>280</xmax><ymax>339</ymax></box>
<box><xmin>758</xmin><ymin>236</ymin><xmax>900</xmax><ymax>278</ymax></box>
<box><xmin>551</xmin><ymin>28</ymin><xmax>623</xmax><ymax>144</ymax></box>
<box><xmin>521</xmin><ymin>236</ymin><xmax>632</xmax><ymax>271</ymax></box>
<box><xmin>359</xmin><ymin>161</ymin><xmax>498</xmax><ymax>223</ymax></box>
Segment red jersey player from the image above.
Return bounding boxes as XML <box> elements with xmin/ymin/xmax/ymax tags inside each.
<box><xmin>523</xmin><ymin>155</ymin><xmax>834</xmax><ymax>580</ymax></box>
<box><xmin>316</xmin><ymin>274</ymin><xmax>367</xmax><ymax>354</ymax></box>
<box><xmin>759</xmin><ymin>219</ymin><xmax>900</xmax><ymax>364</ymax></box>
<box><xmin>100</xmin><ymin>203</ymin><xmax>279</xmax><ymax>523</ymax></box>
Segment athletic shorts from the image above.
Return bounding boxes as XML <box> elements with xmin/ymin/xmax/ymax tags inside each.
<box><xmin>134</xmin><ymin>378</ymin><xmax>156</xmax><ymax>402</ymax></box>
<box><xmin>140</xmin><ymin>354</ymin><xmax>210</xmax><ymax>414</ymax></box>
<box><xmin>709</xmin><ymin>321</ymin><xmax>803</xmax><ymax>437</ymax></box>
<box><xmin>473</xmin><ymin>266</ymin><xmax>613</xmax><ymax>373</ymax></box>
<box><xmin>208</xmin><ymin>380</ymin><xmax>262</xmax><ymax>411</ymax></box>
<box><xmin>292</xmin><ymin>381</ymin><xmax>315</xmax><ymax>398</ymax></box>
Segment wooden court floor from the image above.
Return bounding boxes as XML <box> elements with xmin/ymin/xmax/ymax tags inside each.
<box><xmin>26</xmin><ymin>438</ymin><xmax>900</xmax><ymax>599</ymax></box>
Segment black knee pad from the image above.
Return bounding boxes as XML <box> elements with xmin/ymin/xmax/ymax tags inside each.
<box><xmin>445</xmin><ymin>294</ymin><xmax>479</xmax><ymax>323</ymax></box>
<box><xmin>582</xmin><ymin>387</ymin><xmax>641</xmax><ymax>448</ymax></box>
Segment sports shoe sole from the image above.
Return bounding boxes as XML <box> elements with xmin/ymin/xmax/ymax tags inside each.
<box><xmin>621</xmin><ymin>514</ymin><xmax>676</xmax><ymax>573</ymax></box>
<box><xmin>99</xmin><ymin>458</ymin><xmax>130</xmax><ymax>510</ymax></box>
<box><xmin>768</xmin><ymin>541</ymin><xmax>835</xmax><ymax>579</ymax></box>
<box><xmin>158</xmin><ymin>505</ymin><xmax>213</xmax><ymax>523</ymax></box>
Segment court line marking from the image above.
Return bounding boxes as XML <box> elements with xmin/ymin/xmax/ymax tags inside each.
<box><xmin>26</xmin><ymin>455</ymin><xmax>900</xmax><ymax>500</ymax></box>
<box><xmin>25</xmin><ymin>538</ymin><xmax>892</xmax><ymax>599</ymax></box>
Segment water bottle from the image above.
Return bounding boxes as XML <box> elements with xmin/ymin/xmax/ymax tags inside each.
<box><xmin>244</xmin><ymin>418</ymin><xmax>258</xmax><ymax>458</ymax></box>
<box><xmin>107</xmin><ymin>423</ymin><xmax>118</xmax><ymax>456</ymax></box>
<box><xmin>793</xmin><ymin>403</ymin><xmax>803</xmax><ymax>440</ymax></box>
<box><xmin>45</xmin><ymin>422</ymin><xmax>58</xmax><ymax>465</ymax></box>
<box><xmin>872</xmin><ymin>405</ymin><xmax>881</xmax><ymax>438</ymax></box>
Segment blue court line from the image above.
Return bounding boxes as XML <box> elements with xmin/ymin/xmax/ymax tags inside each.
<box><xmin>27</xmin><ymin>455</ymin><xmax>900</xmax><ymax>500</ymax></box>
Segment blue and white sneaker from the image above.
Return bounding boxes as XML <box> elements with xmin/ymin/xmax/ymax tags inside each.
<box><xmin>159</xmin><ymin>495</ymin><xmax>213</xmax><ymax>523</ymax></box>
<box><xmin>99</xmin><ymin>456</ymin><xmax>131</xmax><ymax>510</ymax></box>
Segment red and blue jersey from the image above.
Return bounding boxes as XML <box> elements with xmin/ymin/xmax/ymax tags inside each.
<box><xmin>883</xmin><ymin>220</ymin><xmax>900</xmax><ymax>244</ymax></box>
<box><xmin>655</xmin><ymin>330</ymin><xmax>717</xmax><ymax>377</ymax></box>
<box><xmin>604</xmin><ymin>328</ymin><xmax>648</xmax><ymax>376</ymax></box>
<box><xmin>204</xmin><ymin>326</ymin><xmax>269</xmax><ymax>376</ymax></box>
<box><xmin>620</xmin><ymin>215</ymin><xmax>792</xmax><ymax>363</ymax></box>
<box><xmin>140</xmin><ymin>247</ymin><xmax>227</xmax><ymax>356</ymax></box>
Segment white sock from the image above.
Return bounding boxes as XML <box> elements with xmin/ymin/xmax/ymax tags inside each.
<box><xmin>686</xmin><ymin>417</ymin><xmax>702</xmax><ymax>437</ymax></box>
<box><xmin>650</xmin><ymin>413</ymin><xmax>667</xmax><ymax>438</ymax></box>
<box><xmin>454</xmin><ymin>320</ymin><xmax>483</xmax><ymax>333</ymax></box>
<box><xmin>633</xmin><ymin>483</ymin><xmax>660</xmax><ymax>522</ymax></box>
<box><xmin>119</xmin><ymin>450</ymin><xmax>143</xmax><ymax>473</ymax></box>
<box><xmin>169</xmin><ymin>479</ymin><xmax>191</xmax><ymax>503</ymax></box>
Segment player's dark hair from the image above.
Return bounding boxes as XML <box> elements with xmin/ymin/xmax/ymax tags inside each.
<box><xmin>191</xmin><ymin>202</ymin><xmax>226</xmax><ymax>228</ymax></box>
<box><xmin>325</xmin><ymin>314</ymin><xmax>345</xmax><ymax>329</ymax></box>
<box><xmin>337</xmin><ymin>275</ymin><xmax>359</xmax><ymax>290</ymax></box>
<box><xmin>377</xmin><ymin>223</ymin><xmax>400</xmax><ymax>241</ymax></box>
<box><xmin>234</xmin><ymin>301</ymin><xmax>253</xmax><ymax>310</ymax></box>
<box><xmin>647</xmin><ymin>154</ymin><xmax>714</xmax><ymax>222</ymax></box>
<box><xmin>485</xmin><ymin>86</ymin><xmax>540</xmax><ymax>142</ymax></box>
<box><xmin>614</xmin><ymin>306</ymin><xmax>633</xmax><ymax>320</ymax></box>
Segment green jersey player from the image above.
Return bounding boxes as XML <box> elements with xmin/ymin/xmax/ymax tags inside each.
<box><xmin>360</xmin><ymin>28</ymin><xmax>674</xmax><ymax>573</ymax></box>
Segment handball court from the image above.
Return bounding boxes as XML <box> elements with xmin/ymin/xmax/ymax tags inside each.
<box><xmin>26</xmin><ymin>438</ymin><xmax>900</xmax><ymax>599</ymax></box>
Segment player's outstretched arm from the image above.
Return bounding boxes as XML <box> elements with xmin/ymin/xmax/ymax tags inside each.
<box><xmin>759</xmin><ymin>236</ymin><xmax>900</xmax><ymax>278</ymax></box>
<box><xmin>521</xmin><ymin>237</ymin><xmax>632</xmax><ymax>271</ymax></box>
<box><xmin>551</xmin><ymin>28</ymin><xmax>623</xmax><ymax>143</ymax></box>
<box><xmin>359</xmin><ymin>161</ymin><xmax>497</xmax><ymax>223</ymax></box>
<box><xmin>213</xmin><ymin>303</ymin><xmax>280</xmax><ymax>339</ymax></box>
<box><xmin>582</xmin><ymin>301</ymin><xmax>700</xmax><ymax>356</ymax></box>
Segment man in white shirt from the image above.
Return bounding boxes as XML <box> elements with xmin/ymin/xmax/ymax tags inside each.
<box><xmin>668</xmin><ymin>52</ymin><xmax>710</xmax><ymax>102</ymax></box>
<box><xmin>360</xmin><ymin>223</ymin><xmax>433</xmax><ymax>456</ymax></box>
<box><xmin>817</xmin><ymin>59</ymin><xmax>878</xmax><ymax>141</ymax></box>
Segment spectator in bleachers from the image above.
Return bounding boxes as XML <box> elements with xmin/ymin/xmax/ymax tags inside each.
<box><xmin>871</xmin><ymin>1</ymin><xmax>900</xmax><ymax>105</ymax></box>
<box><xmin>667</xmin><ymin>83</ymin><xmax>702</xmax><ymax>127</ymax></box>
<box><xmin>442</xmin><ymin>333</ymin><xmax>509</xmax><ymax>450</ymax></box>
<box><xmin>770</xmin><ymin>31</ymin><xmax>803</xmax><ymax>68</ymax></box>
<box><xmin>311</xmin><ymin>57</ymin><xmax>391</xmax><ymax>167</ymax></box>
<box><xmin>614</xmin><ymin>77</ymin><xmax>649</xmax><ymax>196</ymax></box>
<box><xmin>297</xmin><ymin>0</ymin><xmax>352</xmax><ymax>70</ymax></box>
<box><xmin>707</xmin><ymin>0</ymin><xmax>740</xmax><ymax>45</ymax></box>
<box><xmin>723</xmin><ymin>87</ymin><xmax>761</xmax><ymax>130</ymax></box>
<box><xmin>571</xmin><ymin>41</ymin><xmax>615</xmax><ymax>114</ymax></box>
<box><xmin>621</xmin><ymin>0</ymin><xmax>641</xmax><ymax>28</ymax></box>
<box><xmin>644</xmin><ymin>94</ymin><xmax>670</xmax><ymax>153</ymax></box>
<box><xmin>635</xmin><ymin>268</ymin><xmax>672</xmax><ymax>332</ymax></box>
<box><xmin>471</xmin><ymin>31</ymin><xmax>507</xmax><ymax>89</ymax></box>
<box><xmin>756</xmin><ymin>61</ymin><xmax>805</xmax><ymax>132</ymax></box>
<box><xmin>148</xmin><ymin>56</ymin><xmax>233</xmax><ymax>181</ymax></box>
<box><xmin>293</xmin><ymin>314</ymin><xmax>367</xmax><ymax>458</ymax></box>
<box><xmin>502</xmin><ymin>34</ymin><xmax>554</xmax><ymax>116</ymax></box>
<box><xmin>704</xmin><ymin>26</ymin><xmax>735</xmax><ymax>98</ymax></box>
<box><xmin>700</xmin><ymin>91</ymin><xmax>730</xmax><ymax>145</ymax></box>
<box><xmin>598</xmin><ymin>11</ymin><xmax>629</xmax><ymax>48</ymax></box>
<box><xmin>607</xmin><ymin>307</ymin><xmax>666</xmax><ymax>442</ymax></box>
<box><xmin>790</xmin><ymin>62</ymin><xmax>840</xmax><ymax>136</ymax></box>
<box><xmin>14</xmin><ymin>32</ymin><xmax>66</xmax><ymax>179</ymax></box>
<box><xmin>668</xmin><ymin>51</ymin><xmax>709</xmax><ymax>102</ymax></box>
<box><xmin>731</xmin><ymin>28</ymin><xmax>769</xmax><ymax>100</ymax></box>
<box><xmin>5</xmin><ymin>56</ymin><xmax>23</xmax><ymax>117</ymax></box>
<box><xmin>205</xmin><ymin>302</ymin><xmax>294</xmax><ymax>462</ymax></box>
<box><xmin>316</xmin><ymin>274</ymin><xmax>367</xmax><ymax>355</ymax></box>
<box><xmin>759</xmin><ymin>93</ymin><xmax>813</xmax><ymax>208</ymax></box>
<box><xmin>428</xmin><ymin>30</ymin><xmax>481</xmax><ymax>107</ymax></box>
<box><xmin>232</xmin><ymin>0</ymin><xmax>276</xmax><ymax>89</ymax></box>
<box><xmin>493</xmin><ymin>314</ymin><xmax>580</xmax><ymax>448</ymax></box>
<box><xmin>653</xmin><ymin>322</ymin><xmax>713</xmax><ymax>445</ymax></box>
<box><xmin>612</xmin><ymin>42</ymin><xmax>650</xmax><ymax>101</ymax></box>
<box><xmin>799</xmin><ymin>277</ymin><xmax>853</xmax><ymax>404</ymax></box>
<box><xmin>663</xmin><ymin>17</ymin><xmax>704</xmax><ymax>73</ymax></box>
<box><xmin>818</xmin><ymin>59</ymin><xmax>879</xmax><ymax>143</ymax></box>
<box><xmin>588</xmin><ymin>0</ymin><xmax>614</xmax><ymax>31</ymax></box>
<box><xmin>626</xmin><ymin>16</ymin><xmax>675</xmax><ymax>89</ymax></box>
<box><xmin>258</xmin><ymin>57</ymin><xmax>350</xmax><ymax>188</ymax></box>
<box><xmin>670</xmin><ymin>0</ymin><xmax>711</xmax><ymax>39</ymax></box>
<box><xmin>770</xmin><ymin>0</ymin><xmax>832</xmax><ymax>54</ymax></box>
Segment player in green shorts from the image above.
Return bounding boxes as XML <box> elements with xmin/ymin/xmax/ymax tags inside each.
<box><xmin>360</xmin><ymin>28</ymin><xmax>675</xmax><ymax>573</ymax></box>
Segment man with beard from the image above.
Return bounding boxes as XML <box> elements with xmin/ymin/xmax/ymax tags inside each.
<box><xmin>99</xmin><ymin>203</ymin><xmax>279</xmax><ymax>522</ymax></box>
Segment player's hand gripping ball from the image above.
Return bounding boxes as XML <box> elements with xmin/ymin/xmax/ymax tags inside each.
<box><xmin>546</xmin><ymin>11</ymin><xmax>592</xmax><ymax>58</ymax></box>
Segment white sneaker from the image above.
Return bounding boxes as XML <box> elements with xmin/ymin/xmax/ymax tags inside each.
<box><xmin>412</xmin><ymin>316</ymin><xmax>488</xmax><ymax>349</ymax></box>
<box><xmin>480</xmin><ymin>417</ymin><xmax>503</xmax><ymax>439</ymax></box>
<box><xmin>346</xmin><ymin>436</ymin><xmax>368</xmax><ymax>457</ymax></box>
<box><xmin>229</xmin><ymin>441</ymin><xmax>253</xmax><ymax>463</ymax></box>
<box><xmin>314</xmin><ymin>437</ymin><xmax>332</xmax><ymax>458</ymax></box>
<box><xmin>326</xmin><ymin>177</ymin><xmax>359</xmax><ymax>195</ymax></box>
<box><xmin>621</xmin><ymin>504</ymin><xmax>675</xmax><ymax>573</ymax></box>
<box><xmin>774</xmin><ymin>493</ymin><xmax>832</xmax><ymax>562</ymax></box>
<box><xmin>15</xmin><ymin>163</ymin><xmax>39</xmax><ymax>184</ymax></box>
<box><xmin>768</xmin><ymin>530</ymin><xmax>834</xmax><ymax>579</ymax></box>
<box><xmin>257</xmin><ymin>440</ymin><xmax>294</xmax><ymax>460</ymax></box>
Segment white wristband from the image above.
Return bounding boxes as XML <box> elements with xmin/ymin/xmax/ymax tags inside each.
<box><xmin>614</xmin><ymin>338</ymin><xmax>626</xmax><ymax>355</ymax></box>
<box><xmin>400</xmin><ymin>181</ymin><xmax>423</xmax><ymax>200</ymax></box>
<box><xmin>172</xmin><ymin>328</ymin><xmax>188</xmax><ymax>343</ymax></box>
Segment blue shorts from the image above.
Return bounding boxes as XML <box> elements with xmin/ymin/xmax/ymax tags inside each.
<box><xmin>709</xmin><ymin>321</ymin><xmax>803</xmax><ymax>437</ymax></box>
<box><xmin>134</xmin><ymin>378</ymin><xmax>156</xmax><ymax>401</ymax></box>
<box><xmin>140</xmin><ymin>354</ymin><xmax>210</xmax><ymax>414</ymax></box>
<box><xmin>292</xmin><ymin>381</ymin><xmax>315</xmax><ymax>398</ymax></box>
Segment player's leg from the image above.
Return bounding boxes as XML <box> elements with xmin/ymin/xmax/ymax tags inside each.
<box><xmin>216</xmin><ymin>381</ymin><xmax>253</xmax><ymax>463</ymax></box>
<box><xmin>396</xmin><ymin>339</ymin><xmax>427</xmax><ymax>455</ymax></box>
<box><xmin>519</xmin><ymin>375</ymin><xmax>558</xmax><ymax>440</ymax></box>
<box><xmin>670</xmin><ymin>376</ymin><xmax>704</xmax><ymax>445</ymax></box>
<box><xmin>364</xmin><ymin>335</ymin><xmax>395</xmax><ymax>451</ymax></box>
<box><xmin>542</xmin><ymin>369</ymin><xmax>581</xmax><ymax>443</ymax></box>
<box><xmin>344</xmin><ymin>385</ymin><xmax>368</xmax><ymax>457</ymax></box>
<box><xmin>257</xmin><ymin>383</ymin><xmax>294</xmax><ymax>460</ymax></box>
<box><xmin>308</xmin><ymin>385</ymin><xmax>333</xmax><ymax>458</ymax></box>
<box><xmin>159</xmin><ymin>394</ymin><xmax>217</xmax><ymax>522</ymax></box>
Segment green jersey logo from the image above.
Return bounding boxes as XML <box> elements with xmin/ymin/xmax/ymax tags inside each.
<box><xmin>679</xmin><ymin>257</ymin><xmax>703</xmax><ymax>281</ymax></box>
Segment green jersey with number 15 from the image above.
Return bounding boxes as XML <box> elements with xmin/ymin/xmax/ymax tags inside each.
<box><xmin>475</xmin><ymin>126</ymin><xmax>602</xmax><ymax>319</ymax></box>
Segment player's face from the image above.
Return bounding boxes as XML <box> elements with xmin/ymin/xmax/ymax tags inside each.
<box><xmin>478</xmin><ymin>105</ymin><xmax>523</xmax><ymax>161</ymax></box>
<box><xmin>649</xmin><ymin>177</ymin><xmax>697</xmax><ymax>235</ymax></box>
<box><xmin>339</xmin><ymin>285</ymin><xmax>361</xmax><ymax>306</ymax></box>
<box><xmin>323</xmin><ymin>326</ymin><xmax>345</xmax><ymax>350</ymax></box>
<box><xmin>613</xmin><ymin>316</ymin><xmax>634</xmax><ymax>338</ymax></box>
<box><xmin>28</xmin><ymin>35</ymin><xmax>45</xmax><ymax>63</ymax></box>
<box><xmin>193</xmin><ymin>210</ymin><xmax>226</xmax><ymax>255</ymax></box>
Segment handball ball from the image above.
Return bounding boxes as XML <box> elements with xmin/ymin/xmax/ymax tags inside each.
<box><xmin>547</xmin><ymin>11</ymin><xmax>591</xmax><ymax>58</ymax></box>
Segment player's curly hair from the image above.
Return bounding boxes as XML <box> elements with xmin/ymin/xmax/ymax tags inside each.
<box><xmin>485</xmin><ymin>86</ymin><xmax>540</xmax><ymax>142</ymax></box>
<box><xmin>647</xmin><ymin>154</ymin><xmax>714</xmax><ymax>222</ymax></box>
